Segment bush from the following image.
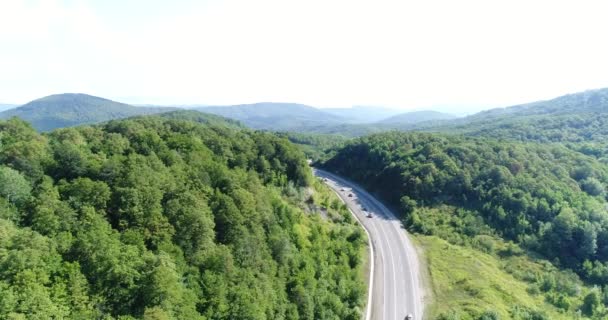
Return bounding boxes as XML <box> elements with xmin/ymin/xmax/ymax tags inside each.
<box><xmin>581</xmin><ymin>177</ymin><xmax>605</xmax><ymax>196</ymax></box>
<box><xmin>0</xmin><ymin>166</ymin><xmax>31</xmax><ymax>206</ymax></box>
<box><xmin>478</xmin><ymin>310</ymin><xmax>500</xmax><ymax>320</ymax></box>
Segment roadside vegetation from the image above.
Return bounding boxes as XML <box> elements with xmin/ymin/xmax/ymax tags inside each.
<box><xmin>416</xmin><ymin>233</ymin><xmax>582</xmax><ymax>319</ymax></box>
<box><xmin>323</xmin><ymin>131</ymin><xmax>608</xmax><ymax>319</ymax></box>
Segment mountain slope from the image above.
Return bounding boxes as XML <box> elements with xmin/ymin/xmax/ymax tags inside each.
<box><xmin>196</xmin><ymin>102</ymin><xmax>346</xmax><ymax>130</ymax></box>
<box><xmin>275</xmin><ymin>88</ymin><xmax>608</xmax><ymax>136</ymax></box>
<box><xmin>280</xmin><ymin>110</ymin><xmax>457</xmax><ymax>137</ymax></box>
<box><xmin>414</xmin><ymin>88</ymin><xmax>608</xmax><ymax>145</ymax></box>
<box><xmin>323</xmin><ymin>106</ymin><xmax>402</xmax><ymax>123</ymax></box>
<box><xmin>0</xmin><ymin>93</ymin><xmax>175</xmax><ymax>131</ymax></box>
<box><xmin>153</xmin><ymin>109</ymin><xmax>245</xmax><ymax>129</ymax></box>
<box><xmin>0</xmin><ymin>115</ymin><xmax>366</xmax><ymax>319</ymax></box>
<box><xmin>379</xmin><ymin>110</ymin><xmax>457</xmax><ymax>124</ymax></box>
<box><xmin>469</xmin><ymin>88</ymin><xmax>608</xmax><ymax>120</ymax></box>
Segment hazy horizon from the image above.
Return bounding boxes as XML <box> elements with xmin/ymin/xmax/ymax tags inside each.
<box><xmin>2</xmin><ymin>0</ymin><xmax>608</xmax><ymax>113</ymax></box>
<box><xmin>1</xmin><ymin>85</ymin><xmax>606</xmax><ymax>116</ymax></box>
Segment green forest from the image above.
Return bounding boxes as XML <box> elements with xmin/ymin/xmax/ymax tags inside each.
<box><xmin>0</xmin><ymin>114</ymin><xmax>366</xmax><ymax>319</ymax></box>
<box><xmin>322</xmin><ymin>131</ymin><xmax>608</xmax><ymax>319</ymax></box>
<box><xmin>4</xmin><ymin>87</ymin><xmax>608</xmax><ymax>320</ymax></box>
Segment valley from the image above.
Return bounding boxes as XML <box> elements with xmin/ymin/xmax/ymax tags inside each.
<box><xmin>3</xmin><ymin>87</ymin><xmax>608</xmax><ymax>319</ymax></box>
<box><xmin>315</xmin><ymin>168</ymin><xmax>423</xmax><ymax>320</ymax></box>
<box><xmin>3</xmin><ymin>1</ymin><xmax>608</xmax><ymax>319</ymax></box>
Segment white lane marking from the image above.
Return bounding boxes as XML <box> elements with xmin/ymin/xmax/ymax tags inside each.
<box><xmin>364</xmin><ymin>191</ymin><xmax>410</xmax><ymax>318</ymax></box>
<box><xmin>386</xmin><ymin>219</ymin><xmax>407</xmax><ymax>317</ymax></box>
<box><xmin>378</xmin><ymin>218</ymin><xmax>398</xmax><ymax>319</ymax></box>
<box><xmin>318</xmin><ymin>171</ymin><xmax>386</xmax><ymax>320</ymax></box>
<box><xmin>323</xmin><ymin>169</ymin><xmax>423</xmax><ymax>320</ymax></box>
<box><xmin>318</xmin><ymin>172</ymin><xmax>376</xmax><ymax>320</ymax></box>
<box><xmin>365</xmin><ymin>192</ymin><xmax>420</xmax><ymax>320</ymax></box>
<box><xmin>396</xmin><ymin>224</ymin><xmax>411</xmax><ymax>317</ymax></box>
<box><xmin>396</xmin><ymin>226</ymin><xmax>420</xmax><ymax>320</ymax></box>
<box><xmin>320</xmin><ymin>170</ymin><xmax>395</xmax><ymax>320</ymax></box>
<box><xmin>360</xmin><ymin>192</ymin><xmax>401</xmax><ymax>320</ymax></box>
<box><xmin>376</xmin><ymin>197</ymin><xmax>421</xmax><ymax>320</ymax></box>
<box><xmin>366</xmin><ymin>214</ymin><xmax>387</xmax><ymax>320</ymax></box>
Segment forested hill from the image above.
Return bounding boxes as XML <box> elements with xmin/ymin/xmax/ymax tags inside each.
<box><xmin>323</xmin><ymin>131</ymin><xmax>608</xmax><ymax>318</ymax></box>
<box><xmin>449</xmin><ymin>112</ymin><xmax>608</xmax><ymax>145</ymax></box>
<box><xmin>470</xmin><ymin>88</ymin><xmax>608</xmax><ymax>119</ymax></box>
<box><xmin>196</xmin><ymin>102</ymin><xmax>346</xmax><ymax>131</ymax></box>
<box><xmin>323</xmin><ymin>106</ymin><xmax>402</xmax><ymax>123</ymax></box>
<box><xmin>424</xmin><ymin>88</ymin><xmax>608</xmax><ymax>145</ymax></box>
<box><xmin>0</xmin><ymin>115</ymin><xmax>366</xmax><ymax>319</ymax></box>
<box><xmin>291</xmin><ymin>88</ymin><xmax>608</xmax><ymax>138</ymax></box>
<box><xmin>379</xmin><ymin>110</ymin><xmax>456</xmax><ymax>125</ymax></box>
<box><xmin>155</xmin><ymin>109</ymin><xmax>245</xmax><ymax>129</ymax></box>
<box><xmin>0</xmin><ymin>93</ymin><xmax>175</xmax><ymax>131</ymax></box>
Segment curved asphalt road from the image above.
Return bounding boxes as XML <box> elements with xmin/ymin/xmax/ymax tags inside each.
<box><xmin>314</xmin><ymin>168</ymin><xmax>424</xmax><ymax>320</ymax></box>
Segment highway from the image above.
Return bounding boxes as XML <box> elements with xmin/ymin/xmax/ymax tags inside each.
<box><xmin>314</xmin><ymin>168</ymin><xmax>424</xmax><ymax>320</ymax></box>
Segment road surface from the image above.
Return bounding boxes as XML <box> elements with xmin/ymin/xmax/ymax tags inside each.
<box><xmin>314</xmin><ymin>168</ymin><xmax>424</xmax><ymax>320</ymax></box>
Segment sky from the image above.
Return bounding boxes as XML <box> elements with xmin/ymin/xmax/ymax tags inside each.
<box><xmin>1</xmin><ymin>0</ymin><xmax>608</xmax><ymax>113</ymax></box>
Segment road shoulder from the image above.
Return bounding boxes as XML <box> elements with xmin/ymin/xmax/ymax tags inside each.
<box><xmin>410</xmin><ymin>236</ymin><xmax>433</xmax><ymax>320</ymax></box>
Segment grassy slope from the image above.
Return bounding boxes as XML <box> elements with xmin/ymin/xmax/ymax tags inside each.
<box><xmin>416</xmin><ymin>235</ymin><xmax>576</xmax><ymax>320</ymax></box>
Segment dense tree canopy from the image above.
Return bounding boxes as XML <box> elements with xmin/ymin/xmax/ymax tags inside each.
<box><xmin>277</xmin><ymin>132</ymin><xmax>347</xmax><ymax>162</ymax></box>
<box><xmin>0</xmin><ymin>116</ymin><xmax>365</xmax><ymax>319</ymax></box>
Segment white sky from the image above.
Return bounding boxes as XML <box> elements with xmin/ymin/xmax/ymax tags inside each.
<box><xmin>1</xmin><ymin>0</ymin><xmax>608</xmax><ymax>112</ymax></box>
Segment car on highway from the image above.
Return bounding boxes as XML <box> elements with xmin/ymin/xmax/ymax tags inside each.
<box><xmin>405</xmin><ymin>314</ymin><xmax>413</xmax><ymax>320</ymax></box>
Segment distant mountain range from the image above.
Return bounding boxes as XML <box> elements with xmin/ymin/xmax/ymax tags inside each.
<box><xmin>4</xmin><ymin>88</ymin><xmax>608</xmax><ymax>138</ymax></box>
<box><xmin>468</xmin><ymin>88</ymin><xmax>608</xmax><ymax>120</ymax></box>
<box><xmin>195</xmin><ymin>103</ymin><xmax>346</xmax><ymax>131</ymax></box>
<box><xmin>421</xmin><ymin>88</ymin><xmax>608</xmax><ymax>143</ymax></box>
<box><xmin>423</xmin><ymin>88</ymin><xmax>608</xmax><ymax>128</ymax></box>
<box><xmin>0</xmin><ymin>93</ymin><xmax>463</xmax><ymax>134</ymax></box>
<box><xmin>284</xmin><ymin>88</ymin><xmax>608</xmax><ymax>137</ymax></box>
<box><xmin>196</xmin><ymin>104</ymin><xmax>459</xmax><ymax>133</ymax></box>
<box><xmin>379</xmin><ymin>110</ymin><xmax>457</xmax><ymax>124</ymax></box>
<box><xmin>0</xmin><ymin>94</ymin><xmax>176</xmax><ymax>131</ymax></box>
<box><xmin>323</xmin><ymin>106</ymin><xmax>403</xmax><ymax>123</ymax></box>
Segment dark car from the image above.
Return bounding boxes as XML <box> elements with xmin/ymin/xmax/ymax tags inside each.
<box><xmin>405</xmin><ymin>314</ymin><xmax>413</xmax><ymax>320</ymax></box>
